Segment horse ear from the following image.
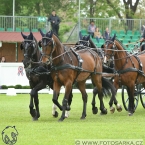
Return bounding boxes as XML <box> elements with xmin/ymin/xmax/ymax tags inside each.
<box><xmin>29</xmin><ymin>32</ymin><xmax>34</xmax><ymax>40</ymax></box>
<box><xmin>38</xmin><ymin>40</ymin><xmax>42</xmax><ymax>48</ymax></box>
<box><xmin>20</xmin><ymin>43</ymin><xmax>23</xmax><ymax>50</ymax></box>
<box><xmin>39</xmin><ymin>29</ymin><xmax>44</xmax><ymax>37</ymax></box>
<box><xmin>79</xmin><ymin>31</ymin><xmax>83</xmax><ymax>40</ymax></box>
<box><xmin>21</xmin><ymin>32</ymin><xmax>27</xmax><ymax>39</ymax></box>
<box><xmin>111</xmin><ymin>34</ymin><xmax>116</xmax><ymax>42</ymax></box>
<box><xmin>50</xmin><ymin>30</ymin><xmax>53</xmax><ymax>38</ymax></box>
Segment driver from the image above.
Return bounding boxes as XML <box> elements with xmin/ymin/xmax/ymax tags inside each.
<box><xmin>140</xmin><ymin>29</ymin><xmax>145</xmax><ymax>42</ymax></box>
<box><xmin>139</xmin><ymin>29</ymin><xmax>145</xmax><ymax>52</ymax></box>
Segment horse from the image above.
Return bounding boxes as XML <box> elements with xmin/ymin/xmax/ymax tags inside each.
<box><xmin>39</xmin><ymin>30</ymin><xmax>113</xmax><ymax>121</ymax></box>
<box><xmin>76</xmin><ymin>33</ymin><xmax>122</xmax><ymax>113</ymax></box>
<box><xmin>103</xmin><ymin>34</ymin><xmax>145</xmax><ymax>115</ymax></box>
<box><xmin>20</xmin><ymin>32</ymin><xmax>73</xmax><ymax>120</ymax></box>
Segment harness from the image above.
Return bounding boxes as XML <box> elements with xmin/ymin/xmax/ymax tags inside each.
<box><xmin>41</xmin><ymin>36</ymin><xmax>55</xmax><ymax>65</ymax></box>
<box><xmin>40</xmin><ymin>37</ymin><xmax>102</xmax><ymax>79</ymax></box>
<box><xmin>50</xmin><ymin>47</ymin><xmax>100</xmax><ymax>74</ymax></box>
<box><xmin>22</xmin><ymin>39</ymin><xmax>38</xmax><ymax>62</ymax></box>
<box><xmin>105</xmin><ymin>39</ymin><xmax>145</xmax><ymax>85</ymax></box>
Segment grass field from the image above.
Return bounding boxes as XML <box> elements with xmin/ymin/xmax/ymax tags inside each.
<box><xmin>0</xmin><ymin>93</ymin><xmax>145</xmax><ymax>145</ymax></box>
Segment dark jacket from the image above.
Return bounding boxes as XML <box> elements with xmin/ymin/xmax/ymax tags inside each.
<box><xmin>48</xmin><ymin>15</ymin><xmax>61</xmax><ymax>26</ymax></box>
<box><xmin>142</xmin><ymin>29</ymin><xmax>145</xmax><ymax>38</ymax></box>
<box><xmin>103</xmin><ymin>31</ymin><xmax>111</xmax><ymax>40</ymax></box>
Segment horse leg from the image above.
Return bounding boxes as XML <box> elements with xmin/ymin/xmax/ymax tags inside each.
<box><xmin>113</xmin><ymin>81</ymin><xmax>122</xmax><ymax>112</ymax></box>
<box><xmin>52</xmin><ymin>82</ymin><xmax>62</xmax><ymax>111</ymax></box>
<box><xmin>29</xmin><ymin>93</ymin><xmax>35</xmax><ymax>119</ymax></box>
<box><xmin>77</xmin><ymin>81</ymin><xmax>88</xmax><ymax>119</ymax></box>
<box><xmin>92</xmin><ymin>76</ymin><xmax>107</xmax><ymax>115</ymax></box>
<box><xmin>109</xmin><ymin>95</ymin><xmax>115</xmax><ymax>114</ymax></box>
<box><xmin>30</xmin><ymin>81</ymin><xmax>46</xmax><ymax>121</ymax></box>
<box><xmin>91</xmin><ymin>87</ymin><xmax>98</xmax><ymax>114</ymax></box>
<box><xmin>52</xmin><ymin>88</ymin><xmax>72</xmax><ymax>118</ymax></box>
<box><xmin>65</xmin><ymin>89</ymin><xmax>73</xmax><ymax>118</ymax></box>
<box><xmin>52</xmin><ymin>103</ymin><xmax>58</xmax><ymax>118</ymax></box>
<box><xmin>59</xmin><ymin>82</ymin><xmax>73</xmax><ymax>121</ymax></box>
<box><xmin>127</xmin><ymin>85</ymin><xmax>135</xmax><ymax>116</ymax></box>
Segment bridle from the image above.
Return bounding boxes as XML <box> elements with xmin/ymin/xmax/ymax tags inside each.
<box><xmin>78</xmin><ymin>39</ymin><xmax>90</xmax><ymax>47</ymax></box>
<box><xmin>22</xmin><ymin>39</ymin><xmax>37</xmax><ymax>61</ymax></box>
<box><xmin>105</xmin><ymin>40</ymin><xmax>117</xmax><ymax>58</ymax></box>
<box><xmin>41</xmin><ymin>36</ymin><xmax>55</xmax><ymax>65</ymax></box>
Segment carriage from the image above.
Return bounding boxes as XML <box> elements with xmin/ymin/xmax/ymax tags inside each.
<box><xmin>122</xmin><ymin>84</ymin><xmax>145</xmax><ymax>110</ymax></box>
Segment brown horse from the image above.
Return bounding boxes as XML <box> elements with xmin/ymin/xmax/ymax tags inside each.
<box><xmin>104</xmin><ymin>34</ymin><xmax>145</xmax><ymax>115</ymax></box>
<box><xmin>39</xmin><ymin>30</ymin><xmax>111</xmax><ymax>121</ymax></box>
<box><xmin>77</xmin><ymin>32</ymin><xmax>122</xmax><ymax>113</ymax></box>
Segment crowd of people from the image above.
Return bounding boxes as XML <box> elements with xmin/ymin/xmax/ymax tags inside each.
<box><xmin>87</xmin><ymin>20</ymin><xmax>111</xmax><ymax>42</ymax></box>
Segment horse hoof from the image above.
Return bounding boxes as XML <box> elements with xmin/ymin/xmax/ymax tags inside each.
<box><xmin>100</xmin><ymin>108</ymin><xmax>107</xmax><ymax>115</ymax></box>
<box><xmin>80</xmin><ymin>115</ymin><xmax>86</xmax><ymax>119</ymax></box>
<box><xmin>58</xmin><ymin>117</ymin><xmax>65</xmax><ymax>122</ymax></box>
<box><xmin>32</xmin><ymin>117</ymin><xmax>38</xmax><ymax>121</ymax></box>
<box><xmin>80</xmin><ymin>117</ymin><xmax>86</xmax><ymax>120</ymax></box>
<box><xmin>92</xmin><ymin>107</ymin><xmax>98</xmax><ymax>114</ymax></box>
<box><xmin>110</xmin><ymin>106</ymin><xmax>115</xmax><ymax>114</ymax></box>
<box><xmin>128</xmin><ymin>112</ymin><xmax>133</xmax><ymax>116</ymax></box>
<box><xmin>53</xmin><ymin>111</ymin><xmax>58</xmax><ymax>118</ymax></box>
<box><xmin>116</xmin><ymin>104</ymin><xmax>122</xmax><ymax>112</ymax></box>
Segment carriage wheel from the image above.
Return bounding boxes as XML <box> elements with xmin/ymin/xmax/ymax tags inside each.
<box><xmin>122</xmin><ymin>85</ymin><xmax>139</xmax><ymax>111</ymax></box>
<box><xmin>139</xmin><ymin>84</ymin><xmax>145</xmax><ymax>108</ymax></box>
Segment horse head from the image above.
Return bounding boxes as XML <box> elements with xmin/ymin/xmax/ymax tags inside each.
<box><xmin>20</xmin><ymin>32</ymin><xmax>38</xmax><ymax>68</ymax></box>
<box><xmin>39</xmin><ymin>29</ymin><xmax>57</xmax><ymax>64</ymax></box>
<box><xmin>76</xmin><ymin>32</ymin><xmax>90</xmax><ymax>49</ymax></box>
<box><xmin>104</xmin><ymin>34</ymin><xmax>117</xmax><ymax>60</ymax></box>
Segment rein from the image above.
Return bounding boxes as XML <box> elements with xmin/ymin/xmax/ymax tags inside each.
<box><xmin>104</xmin><ymin>39</ymin><xmax>145</xmax><ymax>77</ymax></box>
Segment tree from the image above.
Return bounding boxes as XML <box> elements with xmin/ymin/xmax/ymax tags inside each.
<box><xmin>106</xmin><ymin>0</ymin><xmax>140</xmax><ymax>30</ymax></box>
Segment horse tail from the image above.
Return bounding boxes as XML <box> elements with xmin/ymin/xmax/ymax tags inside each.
<box><xmin>92</xmin><ymin>77</ymin><xmax>116</xmax><ymax>98</ymax></box>
<box><xmin>101</xmin><ymin>77</ymin><xmax>116</xmax><ymax>98</ymax></box>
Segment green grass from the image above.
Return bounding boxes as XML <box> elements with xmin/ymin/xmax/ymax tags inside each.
<box><xmin>0</xmin><ymin>93</ymin><xmax>145</xmax><ymax>145</ymax></box>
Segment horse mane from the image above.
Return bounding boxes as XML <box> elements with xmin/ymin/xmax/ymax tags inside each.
<box><xmin>53</xmin><ymin>33</ymin><xmax>61</xmax><ymax>42</ymax></box>
<box><xmin>52</xmin><ymin>34</ymin><xmax>64</xmax><ymax>54</ymax></box>
<box><xmin>114</xmin><ymin>38</ymin><xmax>131</xmax><ymax>55</ymax></box>
<box><xmin>115</xmin><ymin>39</ymin><xmax>125</xmax><ymax>49</ymax></box>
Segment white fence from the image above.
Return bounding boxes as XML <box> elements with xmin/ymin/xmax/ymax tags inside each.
<box><xmin>0</xmin><ymin>63</ymin><xmax>93</xmax><ymax>94</ymax></box>
<box><xmin>0</xmin><ymin>63</ymin><xmax>122</xmax><ymax>94</ymax></box>
<box><xmin>0</xmin><ymin>63</ymin><xmax>29</xmax><ymax>86</ymax></box>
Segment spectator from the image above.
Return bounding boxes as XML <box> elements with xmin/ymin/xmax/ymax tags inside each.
<box><xmin>94</xmin><ymin>27</ymin><xmax>103</xmax><ymax>43</ymax></box>
<box><xmin>141</xmin><ymin>24</ymin><xmax>145</xmax><ymax>35</ymax></box>
<box><xmin>88</xmin><ymin>21</ymin><xmax>96</xmax><ymax>38</ymax></box>
<box><xmin>1</xmin><ymin>56</ymin><xmax>6</xmax><ymax>62</ymax></box>
<box><xmin>139</xmin><ymin>29</ymin><xmax>145</xmax><ymax>51</ymax></box>
<box><xmin>48</xmin><ymin>10</ymin><xmax>61</xmax><ymax>36</ymax></box>
<box><xmin>103</xmin><ymin>27</ymin><xmax>111</xmax><ymax>40</ymax></box>
<box><xmin>140</xmin><ymin>29</ymin><xmax>145</xmax><ymax>42</ymax></box>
